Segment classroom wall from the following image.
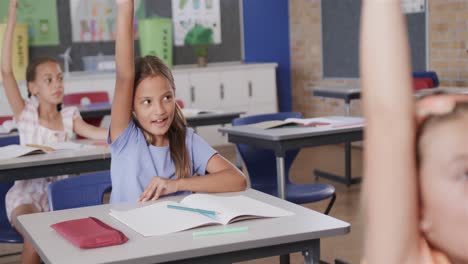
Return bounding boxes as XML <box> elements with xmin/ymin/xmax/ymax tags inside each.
<box><xmin>429</xmin><ymin>0</ymin><xmax>468</xmax><ymax>87</ymax></box>
<box><xmin>242</xmin><ymin>0</ymin><xmax>292</xmax><ymax>112</ymax></box>
<box><xmin>290</xmin><ymin>0</ymin><xmax>468</xmax><ymax>117</ymax></box>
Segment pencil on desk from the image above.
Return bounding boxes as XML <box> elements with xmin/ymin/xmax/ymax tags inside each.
<box><xmin>167</xmin><ymin>205</ymin><xmax>218</xmax><ymax>215</ymax></box>
<box><xmin>192</xmin><ymin>226</ymin><xmax>249</xmax><ymax>237</ymax></box>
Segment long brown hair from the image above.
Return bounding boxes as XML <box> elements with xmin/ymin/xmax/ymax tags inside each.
<box><xmin>134</xmin><ymin>56</ymin><xmax>190</xmax><ymax>179</ymax></box>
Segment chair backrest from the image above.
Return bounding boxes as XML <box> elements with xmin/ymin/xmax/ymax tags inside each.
<box><xmin>0</xmin><ymin>116</ymin><xmax>12</xmax><ymax>124</ymax></box>
<box><xmin>0</xmin><ymin>182</ymin><xmax>22</xmax><ymax>243</ymax></box>
<box><xmin>232</xmin><ymin>112</ymin><xmax>302</xmax><ymax>190</ymax></box>
<box><xmin>48</xmin><ymin>171</ymin><xmax>112</xmax><ymax>211</ymax></box>
<box><xmin>176</xmin><ymin>99</ymin><xmax>184</xmax><ymax>109</ymax></box>
<box><xmin>0</xmin><ymin>136</ymin><xmax>19</xmax><ymax>146</ymax></box>
<box><xmin>413</xmin><ymin>77</ymin><xmax>434</xmax><ymax>91</ymax></box>
<box><xmin>62</xmin><ymin>92</ymin><xmax>109</xmax><ymax>106</ymax></box>
<box><xmin>413</xmin><ymin>71</ymin><xmax>439</xmax><ymax>87</ymax></box>
<box><xmin>0</xmin><ymin>182</ymin><xmax>14</xmax><ymax>228</ymax></box>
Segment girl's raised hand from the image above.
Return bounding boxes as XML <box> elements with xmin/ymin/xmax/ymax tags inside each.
<box><xmin>416</xmin><ymin>94</ymin><xmax>468</xmax><ymax>125</ymax></box>
<box><xmin>8</xmin><ymin>0</ymin><xmax>17</xmax><ymax>16</ymax></box>
<box><xmin>116</xmin><ymin>0</ymin><xmax>132</xmax><ymax>5</ymax></box>
<box><xmin>138</xmin><ymin>176</ymin><xmax>178</xmax><ymax>202</ymax></box>
<box><xmin>10</xmin><ymin>0</ymin><xmax>17</xmax><ymax>9</ymax></box>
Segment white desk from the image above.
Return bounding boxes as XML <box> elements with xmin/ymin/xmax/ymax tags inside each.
<box><xmin>0</xmin><ymin>145</ymin><xmax>110</xmax><ymax>182</ymax></box>
<box><xmin>17</xmin><ymin>189</ymin><xmax>350</xmax><ymax>264</ymax></box>
<box><xmin>220</xmin><ymin>118</ymin><xmax>364</xmax><ymax>197</ymax></box>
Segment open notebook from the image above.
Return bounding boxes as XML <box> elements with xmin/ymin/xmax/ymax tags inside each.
<box><xmin>109</xmin><ymin>194</ymin><xmax>294</xmax><ymax>236</ymax></box>
<box><xmin>251</xmin><ymin>116</ymin><xmax>364</xmax><ymax>129</ymax></box>
<box><xmin>0</xmin><ymin>142</ymin><xmax>95</xmax><ymax>160</ymax></box>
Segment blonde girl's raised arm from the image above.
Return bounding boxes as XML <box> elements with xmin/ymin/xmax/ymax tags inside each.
<box><xmin>360</xmin><ymin>0</ymin><xmax>420</xmax><ymax>263</ymax></box>
<box><xmin>1</xmin><ymin>0</ymin><xmax>25</xmax><ymax>119</ymax></box>
<box><xmin>110</xmin><ymin>0</ymin><xmax>135</xmax><ymax>141</ymax></box>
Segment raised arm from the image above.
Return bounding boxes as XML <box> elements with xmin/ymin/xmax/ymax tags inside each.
<box><xmin>1</xmin><ymin>0</ymin><xmax>25</xmax><ymax>119</ymax></box>
<box><xmin>360</xmin><ymin>0</ymin><xmax>420</xmax><ymax>263</ymax></box>
<box><xmin>110</xmin><ymin>0</ymin><xmax>135</xmax><ymax>141</ymax></box>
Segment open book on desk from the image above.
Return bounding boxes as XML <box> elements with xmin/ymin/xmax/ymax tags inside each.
<box><xmin>0</xmin><ymin>142</ymin><xmax>95</xmax><ymax>160</ymax></box>
<box><xmin>251</xmin><ymin>116</ymin><xmax>364</xmax><ymax>129</ymax></box>
<box><xmin>0</xmin><ymin>120</ymin><xmax>17</xmax><ymax>134</ymax></box>
<box><xmin>109</xmin><ymin>194</ymin><xmax>294</xmax><ymax>237</ymax></box>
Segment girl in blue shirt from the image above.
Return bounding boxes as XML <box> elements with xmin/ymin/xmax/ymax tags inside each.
<box><xmin>110</xmin><ymin>0</ymin><xmax>246</xmax><ymax>203</ymax></box>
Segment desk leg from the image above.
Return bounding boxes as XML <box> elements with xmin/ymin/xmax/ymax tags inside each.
<box><xmin>314</xmin><ymin>143</ymin><xmax>361</xmax><ymax>186</ymax></box>
<box><xmin>280</xmin><ymin>254</ymin><xmax>290</xmax><ymax>264</ymax></box>
<box><xmin>276</xmin><ymin>156</ymin><xmax>288</xmax><ymax>263</ymax></box>
<box><xmin>302</xmin><ymin>239</ymin><xmax>320</xmax><ymax>264</ymax></box>
<box><xmin>234</xmin><ymin>147</ymin><xmax>243</xmax><ymax>170</ymax></box>
<box><xmin>276</xmin><ymin>156</ymin><xmax>286</xmax><ymax>200</ymax></box>
<box><xmin>344</xmin><ymin>142</ymin><xmax>352</xmax><ymax>186</ymax></box>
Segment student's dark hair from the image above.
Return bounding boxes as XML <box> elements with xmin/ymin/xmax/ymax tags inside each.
<box><xmin>134</xmin><ymin>56</ymin><xmax>190</xmax><ymax>179</ymax></box>
<box><xmin>26</xmin><ymin>57</ymin><xmax>62</xmax><ymax>111</ymax></box>
<box><xmin>417</xmin><ymin>101</ymin><xmax>468</xmax><ymax>165</ymax></box>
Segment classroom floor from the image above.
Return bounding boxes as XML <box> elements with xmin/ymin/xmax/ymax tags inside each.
<box><xmin>0</xmin><ymin>144</ymin><xmax>363</xmax><ymax>264</ymax></box>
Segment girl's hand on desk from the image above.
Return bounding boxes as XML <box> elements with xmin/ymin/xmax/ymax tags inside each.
<box><xmin>138</xmin><ymin>176</ymin><xmax>178</xmax><ymax>202</ymax></box>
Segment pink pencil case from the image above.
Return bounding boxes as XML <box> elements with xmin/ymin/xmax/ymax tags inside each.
<box><xmin>51</xmin><ymin>217</ymin><xmax>128</xmax><ymax>249</ymax></box>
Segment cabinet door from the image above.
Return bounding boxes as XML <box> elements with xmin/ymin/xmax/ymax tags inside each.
<box><xmin>248</xmin><ymin>103</ymin><xmax>278</xmax><ymax>116</ymax></box>
<box><xmin>219</xmin><ymin>70</ymin><xmax>248</xmax><ymax>108</ymax></box>
<box><xmin>246</xmin><ymin>68</ymin><xmax>278</xmax><ymax>105</ymax></box>
<box><xmin>173</xmin><ymin>73</ymin><xmax>192</xmax><ymax>108</ymax></box>
<box><xmin>189</xmin><ymin>71</ymin><xmax>221</xmax><ymax>110</ymax></box>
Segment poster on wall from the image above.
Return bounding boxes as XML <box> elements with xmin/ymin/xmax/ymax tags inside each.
<box><xmin>401</xmin><ymin>0</ymin><xmax>425</xmax><ymax>13</ymax></box>
<box><xmin>70</xmin><ymin>0</ymin><xmax>144</xmax><ymax>43</ymax></box>
<box><xmin>0</xmin><ymin>0</ymin><xmax>59</xmax><ymax>46</ymax></box>
<box><xmin>171</xmin><ymin>0</ymin><xmax>221</xmax><ymax>46</ymax></box>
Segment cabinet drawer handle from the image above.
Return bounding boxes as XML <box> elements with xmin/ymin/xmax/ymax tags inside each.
<box><xmin>220</xmin><ymin>84</ymin><xmax>224</xmax><ymax>99</ymax></box>
<box><xmin>248</xmin><ymin>81</ymin><xmax>253</xmax><ymax>97</ymax></box>
<box><xmin>190</xmin><ymin>86</ymin><xmax>195</xmax><ymax>102</ymax></box>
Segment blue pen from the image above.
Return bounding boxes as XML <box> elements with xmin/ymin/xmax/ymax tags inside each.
<box><xmin>167</xmin><ymin>205</ymin><xmax>217</xmax><ymax>216</ymax></box>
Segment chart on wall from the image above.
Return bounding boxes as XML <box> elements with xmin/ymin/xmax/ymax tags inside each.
<box><xmin>70</xmin><ymin>0</ymin><xmax>145</xmax><ymax>42</ymax></box>
<box><xmin>0</xmin><ymin>0</ymin><xmax>59</xmax><ymax>46</ymax></box>
<box><xmin>401</xmin><ymin>0</ymin><xmax>425</xmax><ymax>13</ymax></box>
<box><xmin>171</xmin><ymin>0</ymin><xmax>221</xmax><ymax>46</ymax></box>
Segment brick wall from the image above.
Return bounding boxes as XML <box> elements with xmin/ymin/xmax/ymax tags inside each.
<box><xmin>290</xmin><ymin>0</ymin><xmax>468</xmax><ymax>117</ymax></box>
<box><xmin>429</xmin><ymin>0</ymin><xmax>468</xmax><ymax>86</ymax></box>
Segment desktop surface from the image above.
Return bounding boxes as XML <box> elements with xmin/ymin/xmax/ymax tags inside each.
<box><xmin>18</xmin><ymin>189</ymin><xmax>349</xmax><ymax>264</ymax></box>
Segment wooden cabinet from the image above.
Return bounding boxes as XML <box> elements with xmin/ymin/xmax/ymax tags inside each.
<box><xmin>0</xmin><ymin>63</ymin><xmax>278</xmax><ymax>146</ymax></box>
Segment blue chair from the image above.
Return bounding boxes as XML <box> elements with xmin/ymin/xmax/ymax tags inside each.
<box><xmin>48</xmin><ymin>171</ymin><xmax>112</xmax><ymax>211</ymax></box>
<box><xmin>413</xmin><ymin>71</ymin><xmax>439</xmax><ymax>87</ymax></box>
<box><xmin>0</xmin><ymin>136</ymin><xmax>19</xmax><ymax>146</ymax></box>
<box><xmin>232</xmin><ymin>112</ymin><xmax>336</xmax><ymax>214</ymax></box>
<box><xmin>0</xmin><ymin>182</ymin><xmax>23</xmax><ymax>244</ymax></box>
